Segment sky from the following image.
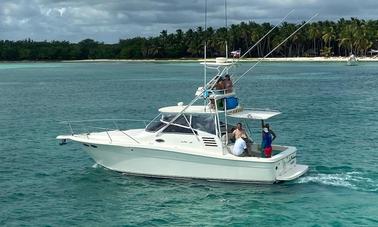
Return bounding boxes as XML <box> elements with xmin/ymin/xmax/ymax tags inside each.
<box><xmin>1</xmin><ymin>0</ymin><xmax>377</xmax><ymax>43</ymax></box>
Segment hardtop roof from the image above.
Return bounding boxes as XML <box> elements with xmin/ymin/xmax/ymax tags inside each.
<box><xmin>159</xmin><ymin>105</ymin><xmax>280</xmax><ymax>120</ymax></box>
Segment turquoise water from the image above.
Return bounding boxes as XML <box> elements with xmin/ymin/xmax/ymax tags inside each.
<box><xmin>1</xmin><ymin>62</ymin><xmax>377</xmax><ymax>226</ymax></box>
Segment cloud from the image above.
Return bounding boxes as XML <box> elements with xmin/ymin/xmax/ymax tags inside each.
<box><xmin>1</xmin><ymin>0</ymin><xmax>378</xmax><ymax>43</ymax></box>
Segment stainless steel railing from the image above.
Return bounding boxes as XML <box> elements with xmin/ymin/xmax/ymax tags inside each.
<box><xmin>59</xmin><ymin>118</ymin><xmax>154</xmax><ymax>144</ymax></box>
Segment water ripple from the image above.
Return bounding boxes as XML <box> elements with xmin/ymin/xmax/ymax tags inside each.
<box><xmin>297</xmin><ymin>171</ymin><xmax>378</xmax><ymax>192</ymax></box>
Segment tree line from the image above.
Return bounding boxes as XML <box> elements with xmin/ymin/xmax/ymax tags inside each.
<box><xmin>1</xmin><ymin>18</ymin><xmax>377</xmax><ymax>61</ymax></box>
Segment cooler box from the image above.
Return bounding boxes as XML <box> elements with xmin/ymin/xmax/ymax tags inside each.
<box><xmin>225</xmin><ymin>97</ymin><xmax>238</xmax><ymax>109</ymax></box>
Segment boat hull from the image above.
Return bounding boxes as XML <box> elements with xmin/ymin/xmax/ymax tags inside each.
<box><xmin>81</xmin><ymin>143</ymin><xmax>307</xmax><ymax>183</ymax></box>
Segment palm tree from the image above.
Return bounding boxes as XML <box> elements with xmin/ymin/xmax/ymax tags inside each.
<box><xmin>338</xmin><ymin>22</ymin><xmax>356</xmax><ymax>56</ymax></box>
<box><xmin>308</xmin><ymin>23</ymin><xmax>322</xmax><ymax>55</ymax></box>
<box><xmin>321</xmin><ymin>24</ymin><xmax>336</xmax><ymax>56</ymax></box>
<box><xmin>249</xmin><ymin>21</ymin><xmax>265</xmax><ymax>57</ymax></box>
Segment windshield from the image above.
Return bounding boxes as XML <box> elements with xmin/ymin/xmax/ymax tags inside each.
<box><xmin>146</xmin><ymin>113</ymin><xmax>216</xmax><ymax>135</ymax></box>
<box><xmin>145</xmin><ymin>114</ymin><xmax>191</xmax><ymax>133</ymax></box>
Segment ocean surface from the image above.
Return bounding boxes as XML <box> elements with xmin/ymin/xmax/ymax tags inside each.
<box><xmin>0</xmin><ymin>61</ymin><xmax>377</xmax><ymax>226</ymax></box>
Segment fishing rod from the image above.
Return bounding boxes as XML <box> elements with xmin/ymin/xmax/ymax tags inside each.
<box><xmin>207</xmin><ymin>9</ymin><xmax>295</xmax><ymax>88</ymax></box>
<box><xmin>233</xmin><ymin>13</ymin><xmax>319</xmax><ymax>85</ymax></box>
<box><xmin>203</xmin><ymin>10</ymin><xmax>294</xmax><ymax>84</ymax></box>
<box><xmin>230</xmin><ymin>9</ymin><xmax>294</xmax><ymax>67</ymax></box>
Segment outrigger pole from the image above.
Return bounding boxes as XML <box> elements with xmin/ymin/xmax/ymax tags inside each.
<box><xmin>229</xmin><ymin>9</ymin><xmax>294</xmax><ymax>68</ymax></box>
<box><xmin>203</xmin><ymin>0</ymin><xmax>208</xmax><ymax>106</ymax></box>
<box><xmin>155</xmin><ymin>11</ymin><xmax>312</xmax><ymax>136</ymax></box>
<box><xmin>225</xmin><ymin>0</ymin><xmax>228</xmax><ymax>61</ymax></box>
<box><xmin>233</xmin><ymin>13</ymin><xmax>319</xmax><ymax>85</ymax></box>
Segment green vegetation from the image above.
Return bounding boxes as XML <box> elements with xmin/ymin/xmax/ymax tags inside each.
<box><xmin>1</xmin><ymin>18</ymin><xmax>377</xmax><ymax>61</ymax></box>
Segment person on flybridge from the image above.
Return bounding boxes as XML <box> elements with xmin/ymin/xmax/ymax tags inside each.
<box><xmin>224</xmin><ymin>74</ymin><xmax>233</xmax><ymax>93</ymax></box>
<box><xmin>214</xmin><ymin>76</ymin><xmax>225</xmax><ymax>92</ymax></box>
<box><xmin>209</xmin><ymin>74</ymin><xmax>235</xmax><ymax>109</ymax></box>
<box><xmin>209</xmin><ymin>76</ymin><xmax>225</xmax><ymax>109</ymax></box>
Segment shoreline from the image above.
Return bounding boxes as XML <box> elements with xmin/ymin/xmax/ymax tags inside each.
<box><xmin>62</xmin><ymin>56</ymin><xmax>378</xmax><ymax>63</ymax></box>
<box><xmin>1</xmin><ymin>56</ymin><xmax>378</xmax><ymax>63</ymax></box>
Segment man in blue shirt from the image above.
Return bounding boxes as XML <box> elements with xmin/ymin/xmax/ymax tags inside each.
<box><xmin>261</xmin><ymin>124</ymin><xmax>276</xmax><ymax>158</ymax></box>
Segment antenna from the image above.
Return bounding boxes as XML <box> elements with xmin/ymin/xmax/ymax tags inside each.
<box><xmin>225</xmin><ymin>0</ymin><xmax>228</xmax><ymax>60</ymax></box>
<box><xmin>225</xmin><ymin>0</ymin><xmax>228</xmax><ymax>28</ymax></box>
<box><xmin>203</xmin><ymin>0</ymin><xmax>207</xmax><ymax>103</ymax></box>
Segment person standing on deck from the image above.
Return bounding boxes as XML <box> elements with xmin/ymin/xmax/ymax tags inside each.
<box><xmin>265</xmin><ymin>123</ymin><xmax>276</xmax><ymax>141</ymax></box>
<box><xmin>261</xmin><ymin>126</ymin><xmax>273</xmax><ymax>158</ymax></box>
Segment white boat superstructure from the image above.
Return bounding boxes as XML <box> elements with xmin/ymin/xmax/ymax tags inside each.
<box><xmin>57</xmin><ymin>6</ymin><xmax>313</xmax><ymax>183</ymax></box>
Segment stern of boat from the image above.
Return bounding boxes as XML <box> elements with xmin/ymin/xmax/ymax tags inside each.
<box><xmin>272</xmin><ymin>145</ymin><xmax>308</xmax><ymax>182</ymax></box>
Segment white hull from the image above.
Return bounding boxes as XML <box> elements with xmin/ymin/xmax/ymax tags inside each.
<box><xmin>78</xmin><ymin>141</ymin><xmax>307</xmax><ymax>183</ymax></box>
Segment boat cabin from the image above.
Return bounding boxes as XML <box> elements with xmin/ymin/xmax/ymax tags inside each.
<box><xmin>145</xmin><ymin>102</ymin><xmax>281</xmax><ymax>157</ymax></box>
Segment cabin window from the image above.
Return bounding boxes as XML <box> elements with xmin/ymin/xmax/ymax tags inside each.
<box><xmin>163</xmin><ymin>125</ymin><xmax>194</xmax><ymax>134</ymax></box>
<box><xmin>191</xmin><ymin>115</ymin><xmax>216</xmax><ymax>135</ymax></box>
<box><xmin>162</xmin><ymin>114</ymin><xmax>192</xmax><ymax>134</ymax></box>
<box><xmin>146</xmin><ymin>114</ymin><xmax>191</xmax><ymax>133</ymax></box>
<box><xmin>146</xmin><ymin>113</ymin><xmax>214</xmax><ymax>134</ymax></box>
<box><xmin>162</xmin><ymin>114</ymin><xmax>190</xmax><ymax>127</ymax></box>
<box><xmin>145</xmin><ymin>120</ymin><xmax>165</xmax><ymax>132</ymax></box>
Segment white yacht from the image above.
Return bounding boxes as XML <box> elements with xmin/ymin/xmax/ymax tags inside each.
<box><xmin>347</xmin><ymin>54</ymin><xmax>357</xmax><ymax>66</ymax></box>
<box><xmin>57</xmin><ymin>5</ymin><xmax>315</xmax><ymax>183</ymax></box>
<box><xmin>57</xmin><ymin>58</ymin><xmax>308</xmax><ymax>183</ymax></box>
